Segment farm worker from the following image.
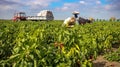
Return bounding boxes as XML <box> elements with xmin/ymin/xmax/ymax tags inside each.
<box><xmin>72</xmin><ymin>11</ymin><xmax>80</xmax><ymax>25</ymax></box>
<box><xmin>62</xmin><ymin>17</ymin><xmax>76</xmax><ymax>27</ymax></box>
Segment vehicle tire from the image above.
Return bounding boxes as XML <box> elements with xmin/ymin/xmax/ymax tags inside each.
<box><xmin>17</xmin><ymin>19</ymin><xmax>21</xmax><ymax>22</ymax></box>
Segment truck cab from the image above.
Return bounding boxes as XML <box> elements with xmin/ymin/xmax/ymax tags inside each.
<box><xmin>12</xmin><ymin>12</ymin><xmax>26</xmax><ymax>22</ymax></box>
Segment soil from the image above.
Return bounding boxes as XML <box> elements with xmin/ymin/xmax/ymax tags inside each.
<box><xmin>93</xmin><ymin>43</ymin><xmax>120</xmax><ymax>67</ymax></box>
<box><xmin>93</xmin><ymin>56</ymin><xmax>120</xmax><ymax>67</ymax></box>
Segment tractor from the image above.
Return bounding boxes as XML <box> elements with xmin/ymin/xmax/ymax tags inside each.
<box><xmin>12</xmin><ymin>12</ymin><xmax>26</xmax><ymax>22</ymax></box>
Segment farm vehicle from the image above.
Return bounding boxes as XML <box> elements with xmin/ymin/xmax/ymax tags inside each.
<box><xmin>12</xmin><ymin>12</ymin><xmax>26</xmax><ymax>22</ymax></box>
<box><xmin>12</xmin><ymin>10</ymin><xmax>54</xmax><ymax>22</ymax></box>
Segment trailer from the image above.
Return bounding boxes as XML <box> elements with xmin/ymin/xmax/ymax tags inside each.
<box><xmin>27</xmin><ymin>10</ymin><xmax>54</xmax><ymax>21</ymax></box>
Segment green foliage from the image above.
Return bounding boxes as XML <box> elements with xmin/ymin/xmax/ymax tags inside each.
<box><xmin>0</xmin><ymin>20</ymin><xmax>120</xmax><ymax>67</ymax></box>
<box><xmin>105</xmin><ymin>47</ymin><xmax>120</xmax><ymax>62</ymax></box>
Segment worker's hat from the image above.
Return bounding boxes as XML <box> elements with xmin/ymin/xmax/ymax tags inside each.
<box><xmin>72</xmin><ymin>11</ymin><xmax>80</xmax><ymax>14</ymax></box>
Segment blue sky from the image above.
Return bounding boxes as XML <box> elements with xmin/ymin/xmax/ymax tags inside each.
<box><xmin>0</xmin><ymin>0</ymin><xmax>120</xmax><ymax>20</ymax></box>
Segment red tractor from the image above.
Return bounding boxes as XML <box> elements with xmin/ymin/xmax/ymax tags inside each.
<box><xmin>12</xmin><ymin>12</ymin><xmax>26</xmax><ymax>22</ymax></box>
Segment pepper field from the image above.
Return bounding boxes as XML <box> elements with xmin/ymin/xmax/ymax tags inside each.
<box><xmin>0</xmin><ymin>20</ymin><xmax>120</xmax><ymax>67</ymax></box>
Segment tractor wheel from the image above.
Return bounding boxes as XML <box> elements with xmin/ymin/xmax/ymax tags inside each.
<box><xmin>17</xmin><ymin>19</ymin><xmax>21</xmax><ymax>22</ymax></box>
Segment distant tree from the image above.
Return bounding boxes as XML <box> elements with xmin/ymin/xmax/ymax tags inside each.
<box><xmin>96</xmin><ymin>19</ymin><xmax>99</xmax><ymax>22</ymax></box>
<box><xmin>103</xmin><ymin>19</ymin><xmax>106</xmax><ymax>21</ymax></box>
<box><xmin>99</xmin><ymin>19</ymin><xmax>102</xmax><ymax>22</ymax></box>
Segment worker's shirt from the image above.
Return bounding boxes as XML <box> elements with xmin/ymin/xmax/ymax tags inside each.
<box><xmin>62</xmin><ymin>17</ymin><xmax>71</xmax><ymax>26</ymax></box>
<box><xmin>62</xmin><ymin>17</ymin><xmax>75</xmax><ymax>27</ymax></box>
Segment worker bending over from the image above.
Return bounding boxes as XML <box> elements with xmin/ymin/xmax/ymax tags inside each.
<box><xmin>62</xmin><ymin>17</ymin><xmax>76</xmax><ymax>27</ymax></box>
